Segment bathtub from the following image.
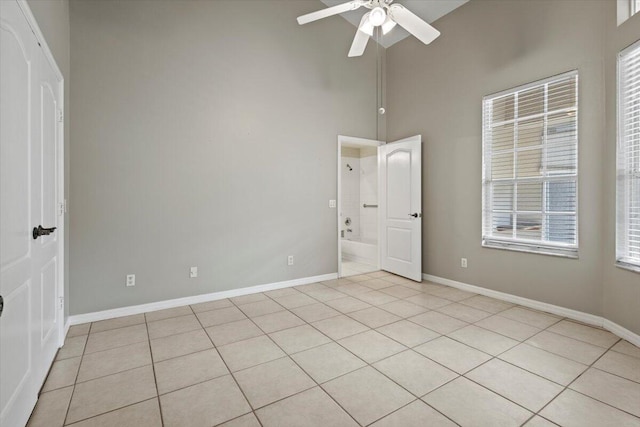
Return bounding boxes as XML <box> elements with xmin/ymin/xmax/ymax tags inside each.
<box><xmin>341</xmin><ymin>237</ymin><xmax>378</xmax><ymax>266</ymax></box>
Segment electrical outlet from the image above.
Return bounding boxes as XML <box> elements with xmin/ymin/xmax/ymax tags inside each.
<box><xmin>288</xmin><ymin>255</ymin><xmax>294</xmax><ymax>266</ymax></box>
<box><xmin>190</xmin><ymin>266</ymin><xmax>198</xmax><ymax>278</ymax></box>
<box><xmin>329</xmin><ymin>199</ymin><xmax>336</xmax><ymax>208</ymax></box>
<box><xmin>461</xmin><ymin>258</ymin><xmax>468</xmax><ymax>268</ymax></box>
<box><xmin>126</xmin><ymin>274</ymin><xmax>136</xmax><ymax>287</ymax></box>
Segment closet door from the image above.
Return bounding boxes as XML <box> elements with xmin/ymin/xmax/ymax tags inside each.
<box><xmin>1</xmin><ymin>2</ymin><xmax>63</xmax><ymax>425</ymax></box>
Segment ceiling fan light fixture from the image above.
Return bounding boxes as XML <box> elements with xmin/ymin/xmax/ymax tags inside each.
<box><xmin>360</xmin><ymin>12</ymin><xmax>374</xmax><ymax>36</ymax></box>
<box><xmin>381</xmin><ymin>17</ymin><xmax>397</xmax><ymax>34</ymax></box>
<box><xmin>369</xmin><ymin>6</ymin><xmax>386</xmax><ymax>26</ymax></box>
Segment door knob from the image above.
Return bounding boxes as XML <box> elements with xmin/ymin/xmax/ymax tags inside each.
<box><xmin>408</xmin><ymin>213</ymin><xmax>422</xmax><ymax>218</ymax></box>
<box><xmin>33</xmin><ymin>225</ymin><xmax>56</xmax><ymax>240</ymax></box>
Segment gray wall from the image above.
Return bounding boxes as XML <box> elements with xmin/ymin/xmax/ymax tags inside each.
<box><xmin>27</xmin><ymin>0</ymin><xmax>71</xmax><ymax>321</ymax></box>
<box><xmin>69</xmin><ymin>0</ymin><xmax>381</xmax><ymax>314</ymax></box>
<box><xmin>603</xmin><ymin>2</ymin><xmax>640</xmax><ymax>334</ymax></box>
<box><xmin>387</xmin><ymin>0</ymin><xmax>639</xmax><ymax>334</ymax></box>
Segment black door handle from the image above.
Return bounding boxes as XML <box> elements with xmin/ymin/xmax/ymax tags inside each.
<box><xmin>33</xmin><ymin>225</ymin><xmax>56</xmax><ymax>240</ymax></box>
<box><xmin>408</xmin><ymin>213</ymin><xmax>422</xmax><ymax>218</ymax></box>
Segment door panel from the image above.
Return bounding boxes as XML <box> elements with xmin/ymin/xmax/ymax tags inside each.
<box><xmin>0</xmin><ymin>9</ymin><xmax>31</xmax><ymax>269</ymax></box>
<box><xmin>40</xmin><ymin>258</ymin><xmax>57</xmax><ymax>343</ymax></box>
<box><xmin>0</xmin><ymin>280</ymin><xmax>32</xmax><ymax>425</ymax></box>
<box><xmin>379</xmin><ymin>136</ymin><xmax>422</xmax><ymax>281</ymax></box>
<box><xmin>386</xmin><ymin>151</ymin><xmax>411</xmax><ymax>219</ymax></box>
<box><xmin>387</xmin><ymin>227</ymin><xmax>412</xmax><ymax>262</ymax></box>
<box><xmin>40</xmin><ymin>82</ymin><xmax>58</xmax><ymax>248</ymax></box>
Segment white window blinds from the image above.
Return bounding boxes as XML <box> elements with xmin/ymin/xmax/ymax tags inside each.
<box><xmin>617</xmin><ymin>41</ymin><xmax>640</xmax><ymax>271</ymax></box>
<box><xmin>482</xmin><ymin>71</ymin><xmax>579</xmax><ymax>257</ymax></box>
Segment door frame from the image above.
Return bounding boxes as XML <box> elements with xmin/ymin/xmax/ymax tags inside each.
<box><xmin>17</xmin><ymin>0</ymin><xmax>66</xmax><ymax>346</ymax></box>
<box><xmin>337</xmin><ymin>135</ymin><xmax>384</xmax><ymax>278</ymax></box>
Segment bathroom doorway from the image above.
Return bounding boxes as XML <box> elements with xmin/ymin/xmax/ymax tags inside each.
<box><xmin>337</xmin><ymin>136</ymin><xmax>384</xmax><ymax>277</ymax></box>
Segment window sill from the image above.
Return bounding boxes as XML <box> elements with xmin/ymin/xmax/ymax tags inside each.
<box><xmin>482</xmin><ymin>239</ymin><xmax>578</xmax><ymax>259</ymax></box>
<box><xmin>615</xmin><ymin>260</ymin><xmax>640</xmax><ymax>274</ymax></box>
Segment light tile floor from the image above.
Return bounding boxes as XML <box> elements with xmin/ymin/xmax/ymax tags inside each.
<box><xmin>341</xmin><ymin>260</ymin><xmax>378</xmax><ymax>277</ymax></box>
<box><xmin>28</xmin><ymin>271</ymin><xmax>640</xmax><ymax>427</ymax></box>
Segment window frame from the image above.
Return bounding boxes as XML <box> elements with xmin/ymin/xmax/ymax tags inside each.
<box><xmin>481</xmin><ymin>70</ymin><xmax>580</xmax><ymax>258</ymax></box>
<box><xmin>616</xmin><ymin>40</ymin><xmax>640</xmax><ymax>273</ymax></box>
<box><xmin>618</xmin><ymin>0</ymin><xmax>640</xmax><ymax>26</ymax></box>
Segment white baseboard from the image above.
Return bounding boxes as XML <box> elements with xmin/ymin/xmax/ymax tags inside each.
<box><xmin>67</xmin><ymin>272</ymin><xmax>338</xmax><ymax>327</ymax></box>
<box><xmin>602</xmin><ymin>318</ymin><xmax>640</xmax><ymax>347</ymax></box>
<box><xmin>423</xmin><ymin>273</ymin><xmax>640</xmax><ymax>347</ymax></box>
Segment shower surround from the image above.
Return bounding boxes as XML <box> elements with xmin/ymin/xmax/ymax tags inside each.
<box><xmin>341</xmin><ymin>146</ymin><xmax>378</xmax><ymax>267</ymax></box>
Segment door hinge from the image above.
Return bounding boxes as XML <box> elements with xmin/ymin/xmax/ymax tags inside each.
<box><xmin>59</xmin><ymin>199</ymin><xmax>67</xmax><ymax>216</ymax></box>
<box><xmin>59</xmin><ymin>296</ymin><xmax>64</xmax><ymax>310</ymax></box>
<box><xmin>57</xmin><ymin>109</ymin><xmax>63</xmax><ymax>123</ymax></box>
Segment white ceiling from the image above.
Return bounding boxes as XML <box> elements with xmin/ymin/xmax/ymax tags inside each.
<box><xmin>318</xmin><ymin>0</ymin><xmax>469</xmax><ymax>48</ymax></box>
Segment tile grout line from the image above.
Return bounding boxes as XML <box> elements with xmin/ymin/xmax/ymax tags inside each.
<box><xmin>350</xmin><ymin>297</ymin><xmax>510</xmax><ymax>425</ymax></box>
<box><xmin>231</xmin><ymin>298</ymin><xmax>364</xmax><ymax>427</ymax></box>
<box><xmin>465</xmin><ymin>310</ymin><xmax>637</xmax><ymax>423</ymax></box>
<box><xmin>364</xmin><ymin>398</ymin><xmax>461</xmax><ymax>427</ymax></box>
<box><xmin>532</xmin><ymin>336</ymin><xmax>640</xmax><ymax>421</ymax></box>
<box><xmin>321</xmin><ymin>324</ymin><xmax>463</xmax><ymax>426</ymax></box>
<box><xmin>451</xmin><ymin>313</ymin><xmax>585</xmax><ymax>417</ymax></box>
<box><xmin>191</xmin><ymin>301</ymin><xmax>264</xmax><ymax>427</ymax></box>
<box><xmin>282</xmin><ymin>298</ymin><xmax>467</xmax><ymax>427</ymax></box>
<box><xmin>143</xmin><ymin>312</ymin><xmax>164</xmax><ymax>427</ymax></box>
<box><xmin>415</xmin><ymin>312</ymin><xmax>580</xmax><ymax>425</ymax></box>
<box><xmin>61</xmin><ymin>397</ymin><xmax>158</xmax><ymax>426</ymax></box>
<box><xmin>148</xmin><ymin>329</ymin><xmax>214</xmax><ymax>364</ymax></box>
<box><xmin>346</xmin><ymin>290</ymin><xmax>634</xmax><ymax>425</ymax></box>
<box><xmin>361</xmin><ymin>360</ymin><xmax>463</xmax><ymax>426</ymax></box>
<box><xmin>324</xmin><ymin>293</ymin><xmax>479</xmax><ymax>424</ymax></box>
<box><xmin>61</xmin><ymin>321</ymin><xmax>92</xmax><ymax>426</ymax></box>
<box><xmin>588</xmin><ymin>364</ymin><xmax>640</xmax><ymax>385</ymax></box>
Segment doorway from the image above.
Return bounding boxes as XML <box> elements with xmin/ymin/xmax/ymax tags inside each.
<box><xmin>338</xmin><ymin>135</ymin><xmax>423</xmax><ymax>281</ymax></box>
<box><xmin>337</xmin><ymin>136</ymin><xmax>384</xmax><ymax>278</ymax></box>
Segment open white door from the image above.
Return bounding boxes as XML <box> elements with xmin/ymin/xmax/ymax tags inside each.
<box><xmin>1</xmin><ymin>1</ymin><xmax>64</xmax><ymax>425</ymax></box>
<box><xmin>379</xmin><ymin>136</ymin><xmax>422</xmax><ymax>281</ymax></box>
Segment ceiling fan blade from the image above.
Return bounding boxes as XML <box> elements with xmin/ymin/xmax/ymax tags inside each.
<box><xmin>389</xmin><ymin>4</ymin><xmax>440</xmax><ymax>45</ymax></box>
<box><xmin>348</xmin><ymin>16</ymin><xmax>371</xmax><ymax>57</ymax></box>
<box><xmin>297</xmin><ymin>1</ymin><xmax>363</xmax><ymax>25</ymax></box>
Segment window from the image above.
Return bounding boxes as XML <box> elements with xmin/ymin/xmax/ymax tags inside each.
<box><xmin>482</xmin><ymin>71</ymin><xmax>579</xmax><ymax>257</ymax></box>
<box><xmin>617</xmin><ymin>41</ymin><xmax>640</xmax><ymax>272</ymax></box>
<box><xmin>618</xmin><ymin>0</ymin><xmax>640</xmax><ymax>26</ymax></box>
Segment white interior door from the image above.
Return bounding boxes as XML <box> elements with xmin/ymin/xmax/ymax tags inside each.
<box><xmin>379</xmin><ymin>136</ymin><xmax>422</xmax><ymax>281</ymax></box>
<box><xmin>1</xmin><ymin>2</ymin><xmax>62</xmax><ymax>426</ymax></box>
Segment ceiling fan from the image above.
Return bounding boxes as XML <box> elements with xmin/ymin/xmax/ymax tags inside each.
<box><xmin>297</xmin><ymin>0</ymin><xmax>441</xmax><ymax>57</ymax></box>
